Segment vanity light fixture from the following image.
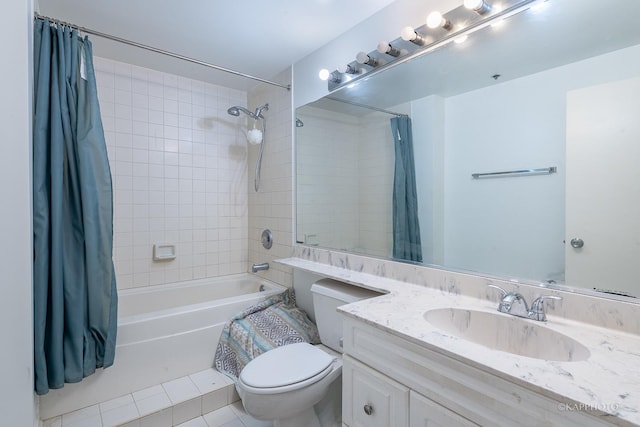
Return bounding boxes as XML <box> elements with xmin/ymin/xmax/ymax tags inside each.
<box><xmin>400</xmin><ymin>26</ymin><xmax>427</xmax><ymax>45</ymax></box>
<box><xmin>377</xmin><ymin>41</ymin><xmax>402</xmax><ymax>57</ymax></box>
<box><xmin>464</xmin><ymin>0</ymin><xmax>492</xmax><ymax>14</ymax></box>
<box><xmin>356</xmin><ymin>51</ymin><xmax>379</xmax><ymax>67</ymax></box>
<box><xmin>426</xmin><ymin>11</ymin><xmax>452</xmax><ymax>30</ymax></box>
<box><xmin>324</xmin><ymin>0</ymin><xmax>540</xmax><ymax>92</ymax></box>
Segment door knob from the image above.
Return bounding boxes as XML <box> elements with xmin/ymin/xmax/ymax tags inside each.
<box><xmin>570</xmin><ymin>238</ymin><xmax>584</xmax><ymax>249</ymax></box>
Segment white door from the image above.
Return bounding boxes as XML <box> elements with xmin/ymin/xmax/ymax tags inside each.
<box><xmin>566</xmin><ymin>76</ymin><xmax>640</xmax><ymax>297</ymax></box>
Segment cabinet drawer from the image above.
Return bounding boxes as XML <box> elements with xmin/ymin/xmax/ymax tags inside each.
<box><xmin>343</xmin><ymin>355</ymin><xmax>409</xmax><ymax>427</ymax></box>
<box><xmin>410</xmin><ymin>391</ymin><xmax>478</xmax><ymax>427</ymax></box>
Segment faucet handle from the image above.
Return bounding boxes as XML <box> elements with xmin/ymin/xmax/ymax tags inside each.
<box><xmin>487</xmin><ymin>284</ymin><xmax>508</xmax><ymax>298</ymax></box>
<box><xmin>529</xmin><ymin>295</ymin><xmax>562</xmax><ymax>321</ymax></box>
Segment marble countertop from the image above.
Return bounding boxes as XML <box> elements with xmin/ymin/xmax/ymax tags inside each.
<box><xmin>277</xmin><ymin>257</ymin><xmax>640</xmax><ymax>426</ymax></box>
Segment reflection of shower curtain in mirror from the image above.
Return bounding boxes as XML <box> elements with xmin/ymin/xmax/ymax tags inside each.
<box><xmin>391</xmin><ymin>116</ymin><xmax>422</xmax><ymax>262</ymax></box>
<box><xmin>33</xmin><ymin>19</ymin><xmax>118</xmax><ymax>395</ymax></box>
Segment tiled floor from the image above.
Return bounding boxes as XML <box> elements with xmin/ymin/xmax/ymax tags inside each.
<box><xmin>41</xmin><ymin>368</ymin><xmax>268</xmax><ymax>427</ymax></box>
<box><xmin>175</xmin><ymin>402</ymin><xmax>272</xmax><ymax>427</ymax></box>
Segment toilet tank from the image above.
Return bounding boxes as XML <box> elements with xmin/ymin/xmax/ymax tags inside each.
<box><xmin>311</xmin><ymin>278</ymin><xmax>382</xmax><ymax>352</ymax></box>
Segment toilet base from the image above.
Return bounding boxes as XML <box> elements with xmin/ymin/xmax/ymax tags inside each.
<box><xmin>273</xmin><ymin>407</ymin><xmax>321</xmax><ymax>427</ymax></box>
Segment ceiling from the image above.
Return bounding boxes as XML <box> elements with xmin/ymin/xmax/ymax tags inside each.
<box><xmin>37</xmin><ymin>0</ymin><xmax>397</xmax><ymax>91</ymax></box>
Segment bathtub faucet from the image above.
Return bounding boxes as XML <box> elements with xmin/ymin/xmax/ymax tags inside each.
<box><xmin>252</xmin><ymin>262</ymin><xmax>269</xmax><ymax>273</ymax></box>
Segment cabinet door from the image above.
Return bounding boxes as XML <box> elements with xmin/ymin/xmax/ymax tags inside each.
<box><xmin>410</xmin><ymin>391</ymin><xmax>478</xmax><ymax>427</ymax></box>
<box><xmin>343</xmin><ymin>355</ymin><xmax>409</xmax><ymax>427</ymax></box>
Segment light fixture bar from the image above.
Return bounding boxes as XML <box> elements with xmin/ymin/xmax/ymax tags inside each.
<box><xmin>327</xmin><ymin>0</ymin><xmax>540</xmax><ymax>91</ymax></box>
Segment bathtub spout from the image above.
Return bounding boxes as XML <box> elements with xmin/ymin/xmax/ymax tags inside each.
<box><xmin>252</xmin><ymin>262</ymin><xmax>269</xmax><ymax>273</ymax></box>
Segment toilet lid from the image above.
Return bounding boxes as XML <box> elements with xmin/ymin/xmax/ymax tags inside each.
<box><xmin>239</xmin><ymin>342</ymin><xmax>335</xmax><ymax>389</ymax></box>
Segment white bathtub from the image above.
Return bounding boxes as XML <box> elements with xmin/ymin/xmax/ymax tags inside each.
<box><xmin>40</xmin><ymin>274</ymin><xmax>286</xmax><ymax>420</ymax></box>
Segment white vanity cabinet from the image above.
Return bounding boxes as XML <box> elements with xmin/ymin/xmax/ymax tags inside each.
<box><xmin>342</xmin><ymin>355</ymin><xmax>476</xmax><ymax>427</ymax></box>
<box><xmin>342</xmin><ymin>355</ymin><xmax>409</xmax><ymax>427</ymax></box>
<box><xmin>341</xmin><ymin>317</ymin><xmax>610</xmax><ymax>427</ymax></box>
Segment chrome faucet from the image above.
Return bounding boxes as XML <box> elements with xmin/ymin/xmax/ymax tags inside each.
<box><xmin>251</xmin><ymin>262</ymin><xmax>269</xmax><ymax>273</ymax></box>
<box><xmin>487</xmin><ymin>285</ymin><xmax>562</xmax><ymax>322</ymax></box>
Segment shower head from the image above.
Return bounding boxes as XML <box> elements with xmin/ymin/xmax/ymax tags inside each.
<box><xmin>295</xmin><ymin>118</ymin><xmax>304</xmax><ymax>128</ymax></box>
<box><xmin>226</xmin><ymin>103</ymin><xmax>269</xmax><ymax>120</ymax></box>
<box><xmin>227</xmin><ymin>105</ymin><xmax>254</xmax><ymax>118</ymax></box>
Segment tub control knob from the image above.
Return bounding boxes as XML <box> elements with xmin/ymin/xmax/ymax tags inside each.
<box><xmin>261</xmin><ymin>229</ymin><xmax>273</xmax><ymax>249</ymax></box>
<box><xmin>364</xmin><ymin>404</ymin><xmax>373</xmax><ymax>416</ymax></box>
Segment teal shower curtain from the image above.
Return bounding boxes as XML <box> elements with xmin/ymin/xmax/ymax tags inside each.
<box><xmin>33</xmin><ymin>19</ymin><xmax>117</xmax><ymax>395</ymax></box>
<box><xmin>391</xmin><ymin>116</ymin><xmax>422</xmax><ymax>262</ymax></box>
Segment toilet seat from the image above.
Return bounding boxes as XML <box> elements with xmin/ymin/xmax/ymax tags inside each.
<box><xmin>239</xmin><ymin>342</ymin><xmax>336</xmax><ymax>395</ymax></box>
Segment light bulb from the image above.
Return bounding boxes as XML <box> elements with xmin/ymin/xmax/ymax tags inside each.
<box><xmin>401</xmin><ymin>27</ymin><xmax>416</xmax><ymax>41</ymax></box>
<box><xmin>337</xmin><ymin>64</ymin><xmax>356</xmax><ymax>74</ymax></box>
<box><xmin>464</xmin><ymin>0</ymin><xmax>483</xmax><ymax>9</ymax></box>
<box><xmin>426</xmin><ymin>11</ymin><xmax>450</xmax><ymax>30</ymax></box>
<box><xmin>318</xmin><ymin>69</ymin><xmax>330</xmax><ymax>81</ymax></box>
<box><xmin>356</xmin><ymin>52</ymin><xmax>378</xmax><ymax>67</ymax></box>
<box><xmin>401</xmin><ymin>26</ymin><xmax>425</xmax><ymax>45</ymax></box>
<box><xmin>464</xmin><ymin>0</ymin><xmax>491</xmax><ymax>13</ymax></box>
<box><xmin>377</xmin><ymin>41</ymin><xmax>402</xmax><ymax>57</ymax></box>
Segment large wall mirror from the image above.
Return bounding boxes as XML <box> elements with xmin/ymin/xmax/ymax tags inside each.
<box><xmin>295</xmin><ymin>0</ymin><xmax>640</xmax><ymax>301</ymax></box>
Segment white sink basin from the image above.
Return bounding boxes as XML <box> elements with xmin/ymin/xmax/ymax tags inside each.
<box><xmin>424</xmin><ymin>308</ymin><xmax>590</xmax><ymax>362</ymax></box>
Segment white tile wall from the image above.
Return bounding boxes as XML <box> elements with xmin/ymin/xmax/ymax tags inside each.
<box><xmin>295</xmin><ymin>105</ymin><xmax>396</xmax><ymax>258</ymax></box>
<box><xmin>94</xmin><ymin>57</ymin><xmax>250</xmax><ymax>289</ymax></box>
<box><xmin>247</xmin><ymin>69</ymin><xmax>294</xmax><ymax>287</ymax></box>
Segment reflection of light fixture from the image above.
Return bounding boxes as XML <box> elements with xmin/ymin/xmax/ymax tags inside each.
<box><xmin>426</xmin><ymin>11</ymin><xmax>452</xmax><ymax>30</ymax></box>
<box><xmin>356</xmin><ymin>52</ymin><xmax>379</xmax><ymax>67</ymax></box>
<box><xmin>337</xmin><ymin>64</ymin><xmax>357</xmax><ymax>74</ymax></box>
<box><xmin>530</xmin><ymin>0</ymin><xmax>550</xmax><ymax>13</ymax></box>
<box><xmin>464</xmin><ymin>0</ymin><xmax>492</xmax><ymax>14</ymax></box>
<box><xmin>377</xmin><ymin>41</ymin><xmax>402</xmax><ymax>57</ymax></box>
<box><xmin>454</xmin><ymin>34</ymin><xmax>468</xmax><ymax>44</ymax></box>
<box><xmin>400</xmin><ymin>26</ymin><xmax>427</xmax><ymax>45</ymax></box>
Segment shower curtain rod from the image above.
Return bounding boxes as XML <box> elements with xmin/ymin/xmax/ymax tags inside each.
<box><xmin>34</xmin><ymin>13</ymin><xmax>291</xmax><ymax>91</ymax></box>
<box><xmin>326</xmin><ymin>96</ymin><xmax>408</xmax><ymax>117</ymax></box>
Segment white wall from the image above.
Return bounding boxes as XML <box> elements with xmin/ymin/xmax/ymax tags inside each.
<box><xmin>95</xmin><ymin>57</ymin><xmax>250</xmax><ymax>289</ymax></box>
<box><xmin>247</xmin><ymin>68</ymin><xmax>295</xmax><ymax>286</ymax></box>
<box><xmin>0</xmin><ymin>0</ymin><xmax>37</xmax><ymax>425</ymax></box>
<box><xmin>412</xmin><ymin>43</ymin><xmax>640</xmax><ymax>282</ymax></box>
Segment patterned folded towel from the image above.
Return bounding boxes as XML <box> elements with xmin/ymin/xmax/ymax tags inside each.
<box><xmin>214</xmin><ymin>289</ymin><xmax>320</xmax><ymax>381</ymax></box>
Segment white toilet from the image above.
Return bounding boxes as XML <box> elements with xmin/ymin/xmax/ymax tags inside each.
<box><xmin>236</xmin><ymin>278</ymin><xmax>380</xmax><ymax>427</ymax></box>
